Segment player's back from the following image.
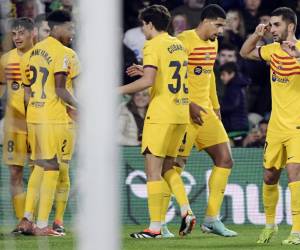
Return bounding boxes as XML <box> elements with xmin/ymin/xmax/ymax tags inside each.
<box><xmin>0</xmin><ymin>48</ymin><xmax>26</xmax><ymax>132</ymax></box>
<box><xmin>177</xmin><ymin>29</ymin><xmax>218</xmax><ymax>108</ymax></box>
<box><xmin>143</xmin><ymin>33</ymin><xmax>189</xmax><ymax>124</ymax></box>
<box><xmin>26</xmin><ymin>36</ymin><xmax>69</xmax><ymax>124</ymax></box>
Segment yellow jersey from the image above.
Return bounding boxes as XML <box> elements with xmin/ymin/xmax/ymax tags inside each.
<box><xmin>0</xmin><ymin>48</ymin><xmax>27</xmax><ymax>133</ymax></box>
<box><xmin>177</xmin><ymin>29</ymin><xmax>218</xmax><ymax>109</ymax></box>
<box><xmin>23</xmin><ymin>36</ymin><xmax>70</xmax><ymax>124</ymax></box>
<box><xmin>64</xmin><ymin>46</ymin><xmax>80</xmax><ymax>123</ymax></box>
<box><xmin>143</xmin><ymin>32</ymin><xmax>189</xmax><ymax>124</ymax></box>
<box><xmin>259</xmin><ymin>41</ymin><xmax>300</xmax><ymax>133</ymax></box>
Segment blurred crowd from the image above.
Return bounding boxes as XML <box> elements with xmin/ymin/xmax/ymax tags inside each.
<box><xmin>120</xmin><ymin>0</ymin><xmax>300</xmax><ymax>147</ymax></box>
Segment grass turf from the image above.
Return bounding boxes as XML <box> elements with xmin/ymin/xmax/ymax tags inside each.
<box><xmin>0</xmin><ymin>227</ymin><xmax>75</xmax><ymax>250</ymax></box>
<box><xmin>123</xmin><ymin>224</ymin><xmax>300</xmax><ymax>250</ymax></box>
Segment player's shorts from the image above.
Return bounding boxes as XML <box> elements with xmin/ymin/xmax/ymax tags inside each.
<box><xmin>27</xmin><ymin>123</ymin><xmax>72</xmax><ymax>163</ymax></box>
<box><xmin>64</xmin><ymin>122</ymin><xmax>76</xmax><ymax>161</ymax></box>
<box><xmin>142</xmin><ymin>123</ymin><xmax>187</xmax><ymax>158</ymax></box>
<box><xmin>264</xmin><ymin>131</ymin><xmax>300</xmax><ymax>169</ymax></box>
<box><xmin>3</xmin><ymin>131</ymin><xmax>28</xmax><ymax>166</ymax></box>
<box><xmin>178</xmin><ymin>108</ymin><xmax>229</xmax><ymax>157</ymax></box>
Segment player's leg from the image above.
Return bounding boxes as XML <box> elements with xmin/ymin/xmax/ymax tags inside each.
<box><xmin>257</xmin><ymin>134</ymin><xmax>283</xmax><ymax>244</ymax></box>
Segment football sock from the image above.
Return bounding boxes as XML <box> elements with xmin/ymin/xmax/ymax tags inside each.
<box><xmin>160</xmin><ymin>178</ymin><xmax>171</xmax><ymax>224</ymax></box>
<box><xmin>289</xmin><ymin>181</ymin><xmax>300</xmax><ymax>232</ymax></box>
<box><xmin>205</xmin><ymin>166</ymin><xmax>231</xmax><ymax>218</ymax></box>
<box><xmin>263</xmin><ymin>183</ymin><xmax>278</xmax><ymax>225</ymax></box>
<box><xmin>24</xmin><ymin>165</ymin><xmax>44</xmax><ymax>221</ymax></box>
<box><xmin>55</xmin><ymin>162</ymin><xmax>70</xmax><ymax>224</ymax></box>
<box><xmin>163</xmin><ymin>168</ymin><xmax>190</xmax><ymax>217</ymax></box>
<box><xmin>147</xmin><ymin>180</ymin><xmax>163</xmax><ymax>231</ymax></box>
<box><xmin>13</xmin><ymin>192</ymin><xmax>26</xmax><ymax>221</ymax></box>
<box><xmin>37</xmin><ymin>170</ymin><xmax>59</xmax><ymax>227</ymax></box>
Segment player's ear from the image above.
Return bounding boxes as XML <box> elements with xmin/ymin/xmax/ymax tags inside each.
<box><xmin>288</xmin><ymin>23</ymin><xmax>295</xmax><ymax>33</ymax></box>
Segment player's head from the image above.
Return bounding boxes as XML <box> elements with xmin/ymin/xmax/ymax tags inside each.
<box><xmin>47</xmin><ymin>10</ymin><xmax>74</xmax><ymax>46</ymax></box>
<box><xmin>139</xmin><ymin>5</ymin><xmax>171</xmax><ymax>40</ymax></box>
<box><xmin>35</xmin><ymin>14</ymin><xmax>50</xmax><ymax>41</ymax></box>
<box><xmin>11</xmin><ymin>17</ymin><xmax>34</xmax><ymax>51</ymax></box>
<box><xmin>199</xmin><ymin>4</ymin><xmax>226</xmax><ymax>41</ymax></box>
<box><xmin>270</xmin><ymin>7</ymin><xmax>297</xmax><ymax>42</ymax></box>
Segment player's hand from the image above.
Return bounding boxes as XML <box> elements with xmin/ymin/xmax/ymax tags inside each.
<box><xmin>281</xmin><ymin>41</ymin><xmax>300</xmax><ymax>58</ymax></box>
<box><xmin>214</xmin><ymin>109</ymin><xmax>221</xmax><ymax>120</ymax></box>
<box><xmin>189</xmin><ymin>101</ymin><xmax>207</xmax><ymax>125</ymax></box>
<box><xmin>67</xmin><ymin>106</ymin><xmax>78</xmax><ymax>122</ymax></box>
<box><xmin>126</xmin><ymin>63</ymin><xmax>144</xmax><ymax>77</ymax></box>
<box><xmin>254</xmin><ymin>24</ymin><xmax>269</xmax><ymax>38</ymax></box>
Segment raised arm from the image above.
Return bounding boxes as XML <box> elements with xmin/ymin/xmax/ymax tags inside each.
<box><xmin>240</xmin><ymin>24</ymin><xmax>269</xmax><ymax>60</ymax></box>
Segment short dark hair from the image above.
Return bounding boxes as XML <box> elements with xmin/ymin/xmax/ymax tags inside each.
<box><xmin>34</xmin><ymin>13</ymin><xmax>47</xmax><ymax>27</ymax></box>
<box><xmin>11</xmin><ymin>17</ymin><xmax>34</xmax><ymax>31</ymax></box>
<box><xmin>220</xmin><ymin>62</ymin><xmax>238</xmax><ymax>74</ymax></box>
<box><xmin>271</xmin><ymin>7</ymin><xmax>297</xmax><ymax>27</ymax></box>
<box><xmin>46</xmin><ymin>10</ymin><xmax>72</xmax><ymax>30</ymax></box>
<box><xmin>200</xmin><ymin>4</ymin><xmax>226</xmax><ymax>21</ymax></box>
<box><xmin>139</xmin><ymin>5</ymin><xmax>171</xmax><ymax>31</ymax></box>
<box><xmin>219</xmin><ymin>43</ymin><xmax>237</xmax><ymax>52</ymax></box>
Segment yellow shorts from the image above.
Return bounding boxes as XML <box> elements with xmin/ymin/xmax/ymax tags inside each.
<box><xmin>64</xmin><ymin>123</ymin><xmax>76</xmax><ymax>161</ymax></box>
<box><xmin>3</xmin><ymin>131</ymin><xmax>28</xmax><ymax>166</ymax></box>
<box><xmin>27</xmin><ymin>123</ymin><xmax>72</xmax><ymax>163</ymax></box>
<box><xmin>142</xmin><ymin>123</ymin><xmax>187</xmax><ymax>158</ymax></box>
<box><xmin>264</xmin><ymin>131</ymin><xmax>300</xmax><ymax>169</ymax></box>
<box><xmin>178</xmin><ymin>109</ymin><xmax>229</xmax><ymax>157</ymax></box>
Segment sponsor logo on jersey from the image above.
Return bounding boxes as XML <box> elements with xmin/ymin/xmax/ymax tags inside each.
<box><xmin>272</xmin><ymin>72</ymin><xmax>289</xmax><ymax>83</ymax></box>
<box><xmin>11</xmin><ymin>81</ymin><xmax>20</xmax><ymax>90</ymax></box>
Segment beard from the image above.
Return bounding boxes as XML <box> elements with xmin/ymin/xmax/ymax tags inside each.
<box><xmin>274</xmin><ymin>29</ymin><xmax>288</xmax><ymax>43</ymax></box>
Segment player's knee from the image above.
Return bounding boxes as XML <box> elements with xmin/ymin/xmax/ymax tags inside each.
<box><xmin>286</xmin><ymin>163</ymin><xmax>300</xmax><ymax>183</ymax></box>
<box><xmin>263</xmin><ymin>169</ymin><xmax>280</xmax><ymax>185</ymax></box>
<box><xmin>215</xmin><ymin>154</ymin><xmax>233</xmax><ymax>168</ymax></box>
<box><xmin>9</xmin><ymin>167</ymin><xmax>23</xmax><ymax>185</ymax></box>
<box><xmin>175</xmin><ymin>157</ymin><xmax>187</xmax><ymax>169</ymax></box>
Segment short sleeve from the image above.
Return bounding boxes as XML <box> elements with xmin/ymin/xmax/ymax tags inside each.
<box><xmin>54</xmin><ymin>47</ymin><xmax>70</xmax><ymax>74</ymax></box>
<box><xmin>143</xmin><ymin>42</ymin><xmax>159</xmax><ymax>69</ymax></box>
<box><xmin>259</xmin><ymin>43</ymin><xmax>276</xmax><ymax>62</ymax></box>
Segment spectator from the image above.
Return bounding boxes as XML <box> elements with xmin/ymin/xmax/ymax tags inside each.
<box><xmin>169</xmin><ymin>13</ymin><xmax>189</xmax><ymax>36</ymax></box>
<box><xmin>243</xmin><ymin>119</ymin><xmax>268</xmax><ymax>147</ymax></box>
<box><xmin>118</xmin><ymin>90</ymin><xmax>150</xmax><ymax>146</ymax></box>
<box><xmin>17</xmin><ymin>0</ymin><xmax>39</xmax><ymax>19</ymax></box>
<box><xmin>242</xmin><ymin>0</ymin><xmax>261</xmax><ymax>34</ymax></box>
<box><xmin>123</xmin><ymin>44</ymin><xmax>139</xmax><ymax>84</ymax></box>
<box><xmin>172</xmin><ymin>0</ymin><xmax>206</xmax><ymax>28</ymax></box>
<box><xmin>123</xmin><ymin>25</ymin><xmax>146</xmax><ymax>63</ymax></box>
<box><xmin>220</xmin><ymin>62</ymin><xmax>249</xmax><ymax>145</ymax></box>
<box><xmin>221</xmin><ymin>9</ymin><xmax>245</xmax><ymax>49</ymax></box>
<box><xmin>257</xmin><ymin>11</ymin><xmax>272</xmax><ymax>45</ymax></box>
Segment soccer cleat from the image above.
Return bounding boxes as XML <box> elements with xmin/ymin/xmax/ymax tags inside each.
<box><xmin>179</xmin><ymin>211</ymin><xmax>196</xmax><ymax>236</ymax></box>
<box><xmin>161</xmin><ymin>224</ymin><xmax>175</xmax><ymax>238</ymax></box>
<box><xmin>201</xmin><ymin>220</ymin><xmax>238</xmax><ymax>237</ymax></box>
<box><xmin>282</xmin><ymin>233</ymin><xmax>300</xmax><ymax>245</ymax></box>
<box><xmin>257</xmin><ymin>226</ymin><xmax>278</xmax><ymax>244</ymax></box>
<box><xmin>14</xmin><ymin>217</ymin><xmax>35</xmax><ymax>235</ymax></box>
<box><xmin>33</xmin><ymin>226</ymin><xmax>63</xmax><ymax>236</ymax></box>
<box><xmin>130</xmin><ymin>229</ymin><xmax>162</xmax><ymax>239</ymax></box>
<box><xmin>53</xmin><ymin>221</ymin><xmax>66</xmax><ymax>236</ymax></box>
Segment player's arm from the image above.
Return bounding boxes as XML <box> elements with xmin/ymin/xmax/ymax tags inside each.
<box><xmin>24</xmin><ymin>85</ymin><xmax>31</xmax><ymax>110</ymax></box>
<box><xmin>0</xmin><ymin>59</ymin><xmax>6</xmax><ymax>97</ymax></box>
<box><xmin>240</xmin><ymin>24</ymin><xmax>269</xmax><ymax>60</ymax></box>
<box><xmin>209</xmin><ymin>72</ymin><xmax>221</xmax><ymax>119</ymax></box>
<box><xmin>55</xmin><ymin>72</ymin><xmax>78</xmax><ymax>109</ymax></box>
<box><xmin>118</xmin><ymin>66</ymin><xmax>156</xmax><ymax>94</ymax></box>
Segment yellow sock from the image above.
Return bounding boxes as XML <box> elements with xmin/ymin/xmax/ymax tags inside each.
<box><xmin>147</xmin><ymin>180</ymin><xmax>163</xmax><ymax>222</ymax></box>
<box><xmin>13</xmin><ymin>192</ymin><xmax>26</xmax><ymax>220</ymax></box>
<box><xmin>24</xmin><ymin>165</ymin><xmax>44</xmax><ymax>220</ymax></box>
<box><xmin>263</xmin><ymin>183</ymin><xmax>278</xmax><ymax>225</ymax></box>
<box><xmin>37</xmin><ymin>170</ymin><xmax>59</xmax><ymax>225</ymax></box>
<box><xmin>55</xmin><ymin>163</ymin><xmax>70</xmax><ymax>224</ymax></box>
<box><xmin>174</xmin><ymin>165</ymin><xmax>183</xmax><ymax>175</ymax></box>
<box><xmin>160</xmin><ymin>178</ymin><xmax>171</xmax><ymax>223</ymax></box>
<box><xmin>164</xmin><ymin>169</ymin><xmax>189</xmax><ymax>208</ymax></box>
<box><xmin>289</xmin><ymin>181</ymin><xmax>300</xmax><ymax>232</ymax></box>
<box><xmin>206</xmin><ymin>166</ymin><xmax>231</xmax><ymax>217</ymax></box>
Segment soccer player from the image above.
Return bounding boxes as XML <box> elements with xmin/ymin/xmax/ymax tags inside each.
<box><xmin>0</xmin><ymin>18</ymin><xmax>34</xmax><ymax>224</ymax></box>
<box><xmin>16</xmin><ymin>10</ymin><xmax>77</xmax><ymax>236</ymax></box>
<box><xmin>119</xmin><ymin>5</ymin><xmax>195</xmax><ymax>238</ymax></box>
<box><xmin>33</xmin><ymin>14</ymin><xmax>78</xmax><ymax>234</ymax></box>
<box><xmin>174</xmin><ymin>4</ymin><xmax>237</xmax><ymax>237</ymax></box>
<box><xmin>240</xmin><ymin>7</ymin><xmax>300</xmax><ymax>245</ymax></box>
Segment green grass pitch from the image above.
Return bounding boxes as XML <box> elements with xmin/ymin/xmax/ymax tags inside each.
<box><xmin>123</xmin><ymin>225</ymin><xmax>300</xmax><ymax>250</ymax></box>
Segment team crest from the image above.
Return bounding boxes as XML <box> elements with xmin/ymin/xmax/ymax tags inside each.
<box><xmin>194</xmin><ymin>66</ymin><xmax>203</xmax><ymax>75</ymax></box>
<box><xmin>204</xmin><ymin>52</ymin><xmax>210</xmax><ymax>60</ymax></box>
<box><xmin>11</xmin><ymin>81</ymin><xmax>20</xmax><ymax>91</ymax></box>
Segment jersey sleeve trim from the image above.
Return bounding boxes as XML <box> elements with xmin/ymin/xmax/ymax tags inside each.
<box><xmin>258</xmin><ymin>46</ymin><xmax>264</xmax><ymax>61</ymax></box>
<box><xmin>143</xmin><ymin>65</ymin><xmax>158</xmax><ymax>70</ymax></box>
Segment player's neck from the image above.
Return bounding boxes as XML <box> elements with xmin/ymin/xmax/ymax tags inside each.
<box><xmin>150</xmin><ymin>30</ymin><xmax>165</xmax><ymax>39</ymax></box>
<box><xmin>17</xmin><ymin>44</ymin><xmax>33</xmax><ymax>56</ymax></box>
<box><xmin>286</xmin><ymin>33</ymin><xmax>297</xmax><ymax>43</ymax></box>
<box><xmin>195</xmin><ymin>25</ymin><xmax>209</xmax><ymax>41</ymax></box>
<box><xmin>49</xmin><ymin>33</ymin><xmax>63</xmax><ymax>44</ymax></box>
